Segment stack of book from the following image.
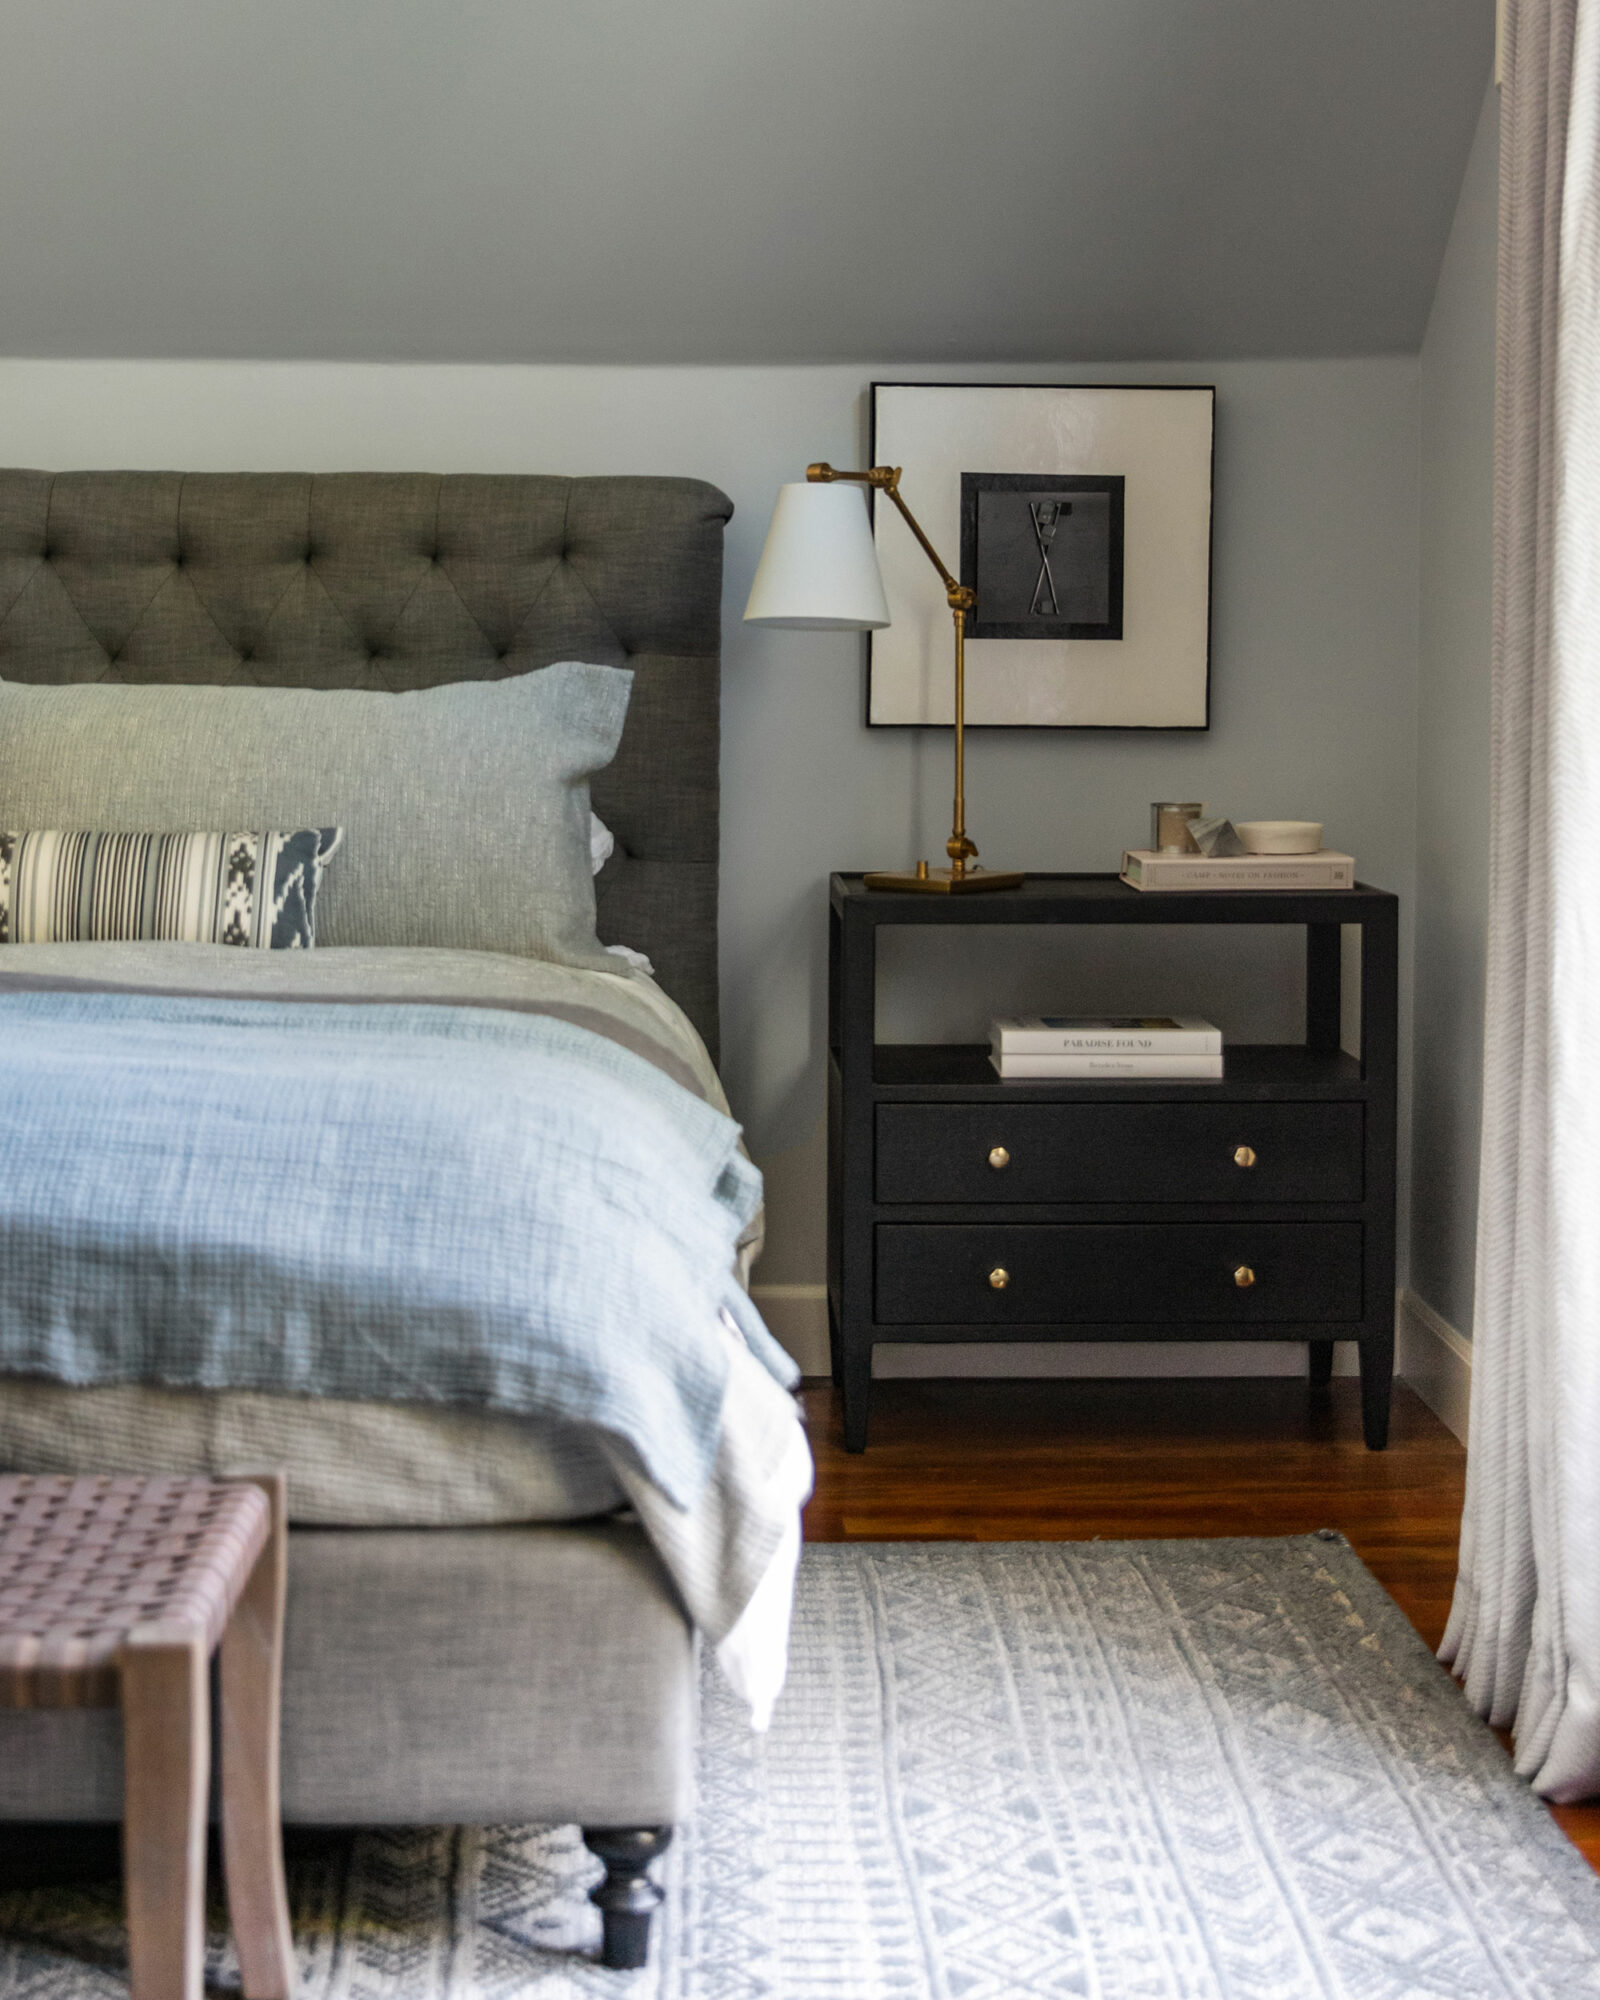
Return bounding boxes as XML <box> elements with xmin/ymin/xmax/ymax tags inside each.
<box><xmin>990</xmin><ymin>1015</ymin><xmax>1223</xmax><ymax>1079</ymax></box>
<box><xmin>1121</xmin><ymin>849</ymin><xmax>1354</xmax><ymax>891</ymax></box>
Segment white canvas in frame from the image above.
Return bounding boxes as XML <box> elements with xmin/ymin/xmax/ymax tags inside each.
<box><xmin>868</xmin><ymin>384</ymin><xmax>1214</xmax><ymax>728</ymax></box>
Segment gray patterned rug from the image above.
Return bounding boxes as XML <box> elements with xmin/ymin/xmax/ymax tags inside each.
<box><xmin>3</xmin><ymin>1536</ymin><xmax>1600</xmax><ymax>1999</ymax></box>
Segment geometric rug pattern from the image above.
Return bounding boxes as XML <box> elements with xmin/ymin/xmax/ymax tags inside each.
<box><xmin>3</xmin><ymin>1535</ymin><xmax>1599</xmax><ymax>1998</ymax></box>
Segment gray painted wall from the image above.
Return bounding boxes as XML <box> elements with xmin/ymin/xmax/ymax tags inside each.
<box><xmin>0</xmin><ymin>2</ymin><xmax>1489</xmax><ymax>364</ymax></box>
<box><xmin>1412</xmin><ymin>84</ymin><xmax>1499</xmax><ymax>1338</ymax></box>
<box><xmin>0</xmin><ymin>352</ymin><xmax>1421</xmax><ymax>1374</ymax></box>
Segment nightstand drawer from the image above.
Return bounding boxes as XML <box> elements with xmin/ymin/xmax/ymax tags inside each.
<box><xmin>874</xmin><ymin>1222</ymin><xmax>1363</xmax><ymax>1324</ymax></box>
<box><xmin>875</xmin><ymin>1102</ymin><xmax>1363</xmax><ymax>1204</ymax></box>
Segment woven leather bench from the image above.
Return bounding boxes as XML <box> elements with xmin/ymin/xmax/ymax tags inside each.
<box><xmin>0</xmin><ymin>1473</ymin><xmax>294</xmax><ymax>2000</ymax></box>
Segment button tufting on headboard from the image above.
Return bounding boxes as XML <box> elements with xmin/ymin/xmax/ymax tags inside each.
<box><xmin>0</xmin><ymin>469</ymin><xmax>734</xmax><ymax>1059</ymax></box>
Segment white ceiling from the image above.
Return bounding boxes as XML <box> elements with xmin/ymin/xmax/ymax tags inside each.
<box><xmin>0</xmin><ymin>0</ymin><xmax>1493</xmax><ymax>363</ymax></box>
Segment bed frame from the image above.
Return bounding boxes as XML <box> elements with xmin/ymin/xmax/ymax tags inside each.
<box><xmin>0</xmin><ymin>469</ymin><xmax>734</xmax><ymax>1969</ymax></box>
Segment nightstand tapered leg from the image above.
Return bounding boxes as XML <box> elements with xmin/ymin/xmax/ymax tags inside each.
<box><xmin>1308</xmin><ymin>1340</ymin><xmax>1334</xmax><ymax>1389</ymax></box>
<box><xmin>832</xmin><ymin>897</ymin><xmax>876</xmax><ymax>1449</ymax></box>
<box><xmin>1358</xmin><ymin>1328</ymin><xmax>1393</xmax><ymax>1449</ymax></box>
<box><xmin>841</xmin><ymin>1338</ymin><xmax>872</xmax><ymax>1452</ymax></box>
<box><xmin>827</xmin><ymin>1297</ymin><xmax>845</xmax><ymax>1389</ymax></box>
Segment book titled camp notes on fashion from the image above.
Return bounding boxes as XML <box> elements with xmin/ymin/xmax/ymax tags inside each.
<box><xmin>992</xmin><ymin>1015</ymin><xmax>1221</xmax><ymax>1056</ymax></box>
<box><xmin>990</xmin><ymin>1050</ymin><xmax>1225</xmax><ymax>1079</ymax></box>
<box><xmin>1121</xmin><ymin>849</ymin><xmax>1355</xmax><ymax>890</ymax></box>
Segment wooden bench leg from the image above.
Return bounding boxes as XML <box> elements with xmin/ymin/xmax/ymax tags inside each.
<box><xmin>120</xmin><ymin>1621</ymin><xmax>209</xmax><ymax>2000</ymax></box>
<box><xmin>221</xmin><ymin>1473</ymin><xmax>295</xmax><ymax>2000</ymax></box>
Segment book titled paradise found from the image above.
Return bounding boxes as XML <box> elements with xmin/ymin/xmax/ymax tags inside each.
<box><xmin>1121</xmin><ymin>848</ymin><xmax>1355</xmax><ymax>891</ymax></box>
<box><xmin>992</xmin><ymin>1015</ymin><xmax>1222</xmax><ymax>1056</ymax></box>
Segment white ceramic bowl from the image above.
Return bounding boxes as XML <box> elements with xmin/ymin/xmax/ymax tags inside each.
<box><xmin>1236</xmin><ymin>819</ymin><xmax>1323</xmax><ymax>855</ymax></box>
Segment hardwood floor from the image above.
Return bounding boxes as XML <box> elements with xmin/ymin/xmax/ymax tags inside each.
<box><xmin>801</xmin><ymin>1373</ymin><xmax>1600</xmax><ymax>1871</ymax></box>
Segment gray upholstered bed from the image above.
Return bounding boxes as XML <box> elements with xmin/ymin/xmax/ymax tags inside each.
<box><xmin>0</xmin><ymin>470</ymin><xmax>737</xmax><ymax>1968</ymax></box>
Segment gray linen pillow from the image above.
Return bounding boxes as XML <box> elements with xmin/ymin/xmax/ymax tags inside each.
<box><xmin>0</xmin><ymin>663</ymin><xmax>630</xmax><ymax>967</ymax></box>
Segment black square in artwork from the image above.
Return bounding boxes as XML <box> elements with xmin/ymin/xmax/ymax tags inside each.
<box><xmin>960</xmin><ymin>473</ymin><xmax>1124</xmax><ymax>640</ymax></box>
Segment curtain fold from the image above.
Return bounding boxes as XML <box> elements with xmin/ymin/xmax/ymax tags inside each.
<box><xmin>1440</xmin><ymin>0</ymin><xmax>1600</xmax><ymax>1803</ymax></box>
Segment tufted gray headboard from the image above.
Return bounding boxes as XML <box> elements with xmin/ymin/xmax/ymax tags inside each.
<box><xmin>0</xmin><ymin>470</ymin><xmax>732</xmax><ymax>1058</ymax></box>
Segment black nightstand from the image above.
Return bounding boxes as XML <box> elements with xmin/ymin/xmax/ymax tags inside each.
<box><xmin>827</xmin><ymin>872</ymin><xmax>1399</xmax><ymax>1452</ymax></box>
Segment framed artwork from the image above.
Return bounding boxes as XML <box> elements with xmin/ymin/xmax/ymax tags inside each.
<box><xmin>868</xmin><ymin>383</ymin><xmax>1214</xmax><ymax>729</ymax></box>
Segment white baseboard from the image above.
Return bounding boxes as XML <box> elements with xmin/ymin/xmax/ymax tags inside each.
<box><xmin>751</xmin><ymin>1285</ymin><xmax>832</xmax><ymax>1376</ymax></box>
<box><xmin>754</xmin><ymin>1282</ymin><xmax>1472</xmax><ymax>1442</ymax></box>
<box><xmin>1395</xmin><ymin>1287</ymin><xmax>1472</xmax><ymax>1443</ymax></box>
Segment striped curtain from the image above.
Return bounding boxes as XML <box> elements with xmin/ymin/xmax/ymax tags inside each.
<box><xmin>1439</xmin><ymin>0</ymin><xmax>1600</xmax><ymax>1800</ymax></box>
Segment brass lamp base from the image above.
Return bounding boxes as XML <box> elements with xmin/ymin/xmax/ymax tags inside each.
<box><xmin>863</xmin><ymin>863</ymin><xmax>1025</xmax><ymax>894</ymax></box>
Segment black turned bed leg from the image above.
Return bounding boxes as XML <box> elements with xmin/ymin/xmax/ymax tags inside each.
<box><xmin>582</xmin><ymin>1825</ymin><xmax>673</xmax><ymax>1970</ymax></box>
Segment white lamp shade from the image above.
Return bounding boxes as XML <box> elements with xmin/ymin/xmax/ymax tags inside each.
<box><xmin>743</xmin><ymin>481</ymin><xmax>891</xmax><ymax>630</ymax></box>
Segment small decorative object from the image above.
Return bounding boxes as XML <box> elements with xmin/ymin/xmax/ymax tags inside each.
<box><xmin>746</xmin><ymin>467</ymin><xmax>1022</xmax><ymax>894</ymax></box>
<box><xmin>1236</xmin><ymin>819</ymin><xmax>1324</xmax><ymax>855</ymax></box>
<box><xmin>868</xmin><ymin>383</ymin><xmax>1214</xmax><ymax>728</ymax></box>
<box><xmin>1185</xmin><ymin>814</ymin><xmax>1249</xmax><ymax>857</ymax></box>
<box><xmin>1151</xmin><ymin>801</ymin><xmax>1206</xmax><ymax>854</ymax></box>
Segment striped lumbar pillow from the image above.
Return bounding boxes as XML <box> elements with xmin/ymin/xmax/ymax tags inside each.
<box><xmin>0</xmin><ymin>828</ymin><xmax>342</xmax><ymax>949</ymax></box>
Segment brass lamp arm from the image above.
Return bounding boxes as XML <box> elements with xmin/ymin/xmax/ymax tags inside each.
<box><xmin>806</xmin><ymin>463</ymin><xmax>974</xmax><ymax>612</ymax></box>
<box><xmin>805</xmin><ymin>460</ymin><xmax>1018</xmax><ymax>892</ymax></box>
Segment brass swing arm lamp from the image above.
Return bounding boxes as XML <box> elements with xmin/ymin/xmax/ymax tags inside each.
<box><xmin>806</xmin><ymin>463</ymin><xmax>963</xmax><ymax>608</ymax></box>
<box><xmin>744</xmin><ymin>461</ymin><xmax>1023</xmax><ymax>894</ymax></box>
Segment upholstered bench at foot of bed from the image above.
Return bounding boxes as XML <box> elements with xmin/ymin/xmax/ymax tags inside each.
<box><xmin>0</xmin><ymin>1518</ymin><xmax>695</xmax><ymax>1968</ymax></box>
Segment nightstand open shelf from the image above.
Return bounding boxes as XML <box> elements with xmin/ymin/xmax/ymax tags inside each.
<box><xmin>828</xmin><ymin>872</ymin><xmax>1399</xmax><ymax>1453</ymax></box>
<box><xmin>872</xmin><ymin>1043</ymin><xmax>1367</xmax><ymax>1097</ymax></box>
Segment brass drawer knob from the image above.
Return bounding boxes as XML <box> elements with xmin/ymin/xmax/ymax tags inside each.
<box><xmin>989</xmin><ymin>1266</ymin><xmax>1010</xmax><ymax>1290</ymax></box>
<box><xmin>988</xmin><ymin>1145</ymin><xmax>1011</xmax><ymax>1170</ymax></box>
<box><xmin>1234</xmin><ymin>1145</ymin><xmax>1257</xmax><ymax>1168</ymax></box>
<box><xmin>1234</xmin><ymin>1264</ymin><xmax>1256</xmax><ymax>1289</ymax></box>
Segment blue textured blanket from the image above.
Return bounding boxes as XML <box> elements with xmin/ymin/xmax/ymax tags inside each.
<box><xmin>0</xmin><ymin>991</ymin><xmax>792</xmax><ymax>1508</ymax></box>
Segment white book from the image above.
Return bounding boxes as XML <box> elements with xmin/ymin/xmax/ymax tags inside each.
<box><xmin>992</xmin><ymin>1014</ymin><xmax>1221</xmax><ymax>1056</ymax></box>
<box><xmin>990</xmin><ymin>1051</ymin><xmax>1225</xmax><ymax>1079</ymax></box>
<box><xmin>1121</xmin><ymin>848</ymin><xmax>1355</xmax><ymax>891</ymax></box>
